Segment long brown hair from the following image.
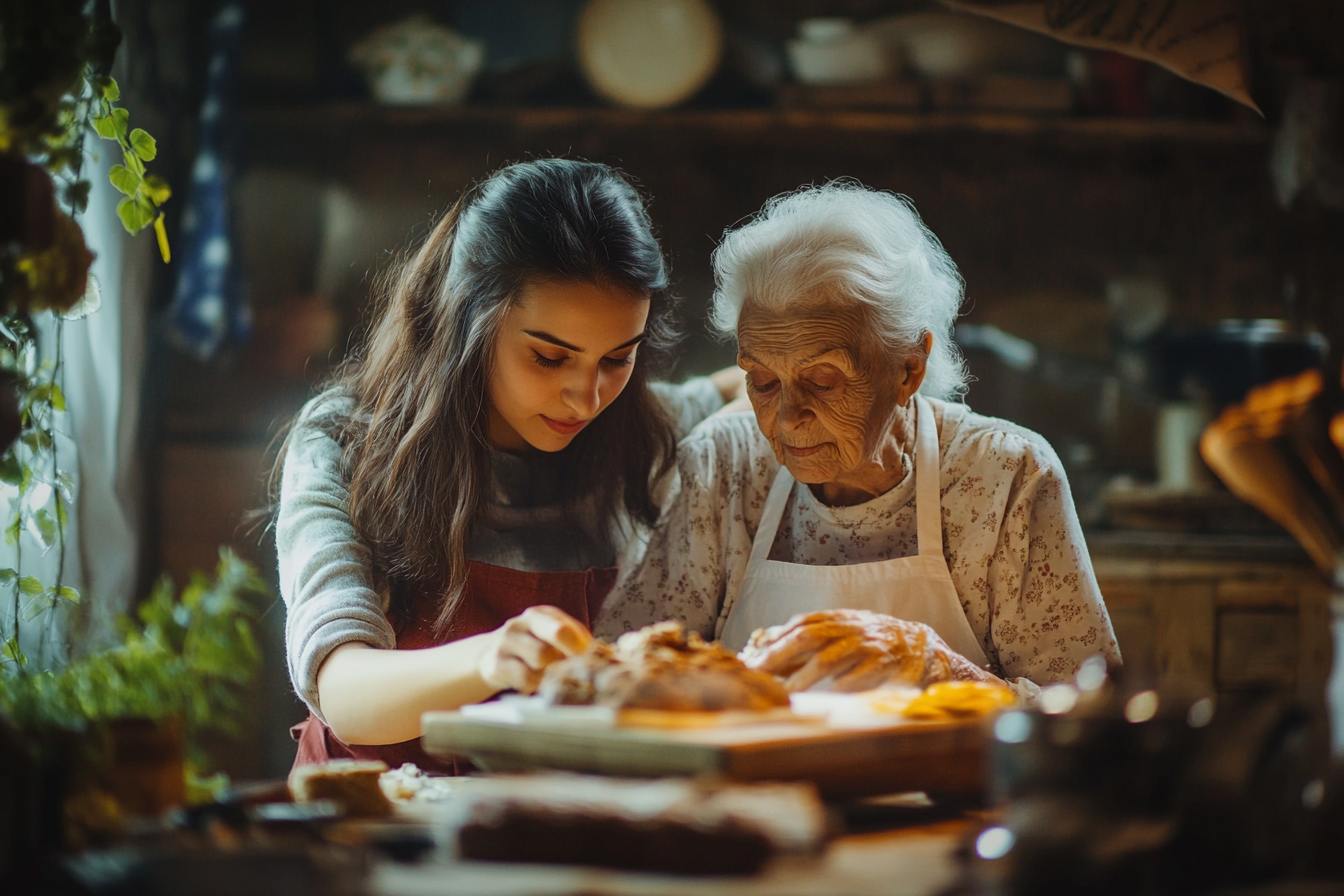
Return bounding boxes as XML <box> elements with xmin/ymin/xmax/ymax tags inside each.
<box><xmin>278</xmin><ymin>160</ymin><xmax>680</xmax><ymax>632</ymax></box>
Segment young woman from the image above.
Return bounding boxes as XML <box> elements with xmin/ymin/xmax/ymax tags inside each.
<box><xmin>278</xmin><ymin>159</ymin><xmax>738</xmax><ymax>772</ymax></box>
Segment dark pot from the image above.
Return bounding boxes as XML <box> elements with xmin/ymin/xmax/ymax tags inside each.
<box><xmin>1152</xmin><ymin>319</ymin><xmax>1328</xmax><ymax>406</ymax></box>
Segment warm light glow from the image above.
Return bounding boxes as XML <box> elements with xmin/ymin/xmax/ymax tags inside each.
<box><xmin>1125</xmin><ymin>690</ymin><xmax>1159</xmax><ymax>723</ymax></box>
<box><xmin>1039</xmin><ymin>684</ymin><xmax>1078</xmax><ymax>715</ymax></box>
<box><xmin>1075</xmin><ymin>655</ymin><xmax>1108</xmax><ymax>691</ymax></box>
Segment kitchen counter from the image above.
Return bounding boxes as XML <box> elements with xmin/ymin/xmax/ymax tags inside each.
<box><xmin>1085</xmin><ymin>528</ymin><xmax>1312</xmax><ymax>565</ymax></box>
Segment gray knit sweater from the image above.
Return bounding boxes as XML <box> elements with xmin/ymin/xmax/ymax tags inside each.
<box><xmin>278</xmin><ymin>378</ymin><xmax>723</xmax><ymax>719</ymax></box>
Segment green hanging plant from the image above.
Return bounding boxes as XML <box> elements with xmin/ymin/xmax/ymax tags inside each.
<box><xmin>0</xmin><ymin>0</ymin><xmax>177</xmax><ymax>677</ymax></box>
<box><xmin>0</xmin><ymin>3</ymin><xmax>260</xmax><ymax>826</ymax></box>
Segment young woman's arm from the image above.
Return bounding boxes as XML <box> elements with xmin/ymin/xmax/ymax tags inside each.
<box><xmin>650</xmin><ymin>366</ymin><xmax>744</xmax><ymax>441</ymax></box>
<box><xmin>279</xmin><ymin>400</ymin><xmax>592</xmax><ymax>745</ymax></box>
<box><xmin>316</xmin><ymin>606</ymin><xmax>591</xmax><ymax>745</ymax></box>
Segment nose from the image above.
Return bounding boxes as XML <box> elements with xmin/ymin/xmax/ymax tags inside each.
<box><xmin>777</xmin><ymin>385</ymin><xmax>812</xmax><ymax>431</ymax></box>
<box><xmin>561</xmin><ymin>364</ymin><xmax>601</xmax><ymax>418</ymax></box>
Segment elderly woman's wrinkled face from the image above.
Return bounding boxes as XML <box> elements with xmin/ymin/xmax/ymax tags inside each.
<box><xmin>738</xmin><ymin>299</ymin><xmax>921</xmax><ymax>491</ymax></box>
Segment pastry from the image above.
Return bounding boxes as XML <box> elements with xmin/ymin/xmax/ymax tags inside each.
<box><xmin>288</xmin><ymin>759</ymin><xmax>393</xmax><ymax>818</ymax></box>
<box><xmin>538</xmin><ymin>620</ymin><xmax>790</xmax><ymax>712</ymax></box>
<box><xmin>738</xmin><ymin>609</ymin><xmax>999</xmax><ymax>693</ymax></box>
<box><xmin>455</xmin><ymin>773</ymin><xmax>826</xmax><ymax>875</ymax></box>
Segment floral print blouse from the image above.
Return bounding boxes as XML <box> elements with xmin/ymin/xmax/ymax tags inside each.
<box><xmin>598</xmin><ymin>399</ymin><xmax>1122</xmax><ymax>686</ymax></box>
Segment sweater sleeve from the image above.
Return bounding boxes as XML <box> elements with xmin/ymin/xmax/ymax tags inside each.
<box><xmin>650</xmin><ymin>376</ymin><xmax>725</xmax><ymax>441</ymax></box>
<box><xmin>983</xmin><ymin>436</ymin><xmax>1122</xmax><ymax>685</ymax></box>
<box><xmin>277</xmin><ymin>400</ymin><xmax>396</xmax><ymax>720</ymax></box>
<box><xmin>599</xmin><ymin>413</ymin><xmax>775</xmax><ymax>640</ymax></box>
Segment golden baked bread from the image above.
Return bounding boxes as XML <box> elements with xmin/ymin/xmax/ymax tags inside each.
<box><xmin>539</xmin><ymin>621</ymin><xmax>790</xmax><ymax>712</ymax></box>
<box><xmin>738</xmin><ymin>609</ymin><xmax>999</xmax><ymax>693</ymax></box>
<box><xmin>288</xmin><ymin>759</ymin><xmax>393</xmax><ymax>818</ymax></box>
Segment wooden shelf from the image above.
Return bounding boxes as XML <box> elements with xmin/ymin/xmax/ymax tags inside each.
<box><xmin>244</xmin><ymin>103</ymin><xmax>1270</xmax><ymax>146</ymax></box>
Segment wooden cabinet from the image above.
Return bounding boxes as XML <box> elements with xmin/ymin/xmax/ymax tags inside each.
<box><xmin>1093</xmin><ymin>554</ymin><xmax>1334</xmax><ymax>711</ymax></box>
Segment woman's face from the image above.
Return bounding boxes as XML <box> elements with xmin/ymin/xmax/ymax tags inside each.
<box><xmin>487</xmin><ymin>279</ymin><xmax>650</xmax><ymax>453</ymax></box>
<box><xmin>737</xmin><ymin>298</ymin><xmax>925</xmax><ymax>493</ymax></box>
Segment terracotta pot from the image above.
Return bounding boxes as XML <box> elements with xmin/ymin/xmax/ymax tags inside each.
<box><xmin>105</xmin><ymin>717</ymin><xmax>186</xmax><ymax>819</ymax></box>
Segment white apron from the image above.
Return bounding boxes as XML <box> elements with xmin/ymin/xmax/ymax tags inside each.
<box><xmin>716</xmin><ymin>395</ymin><xmax>991</xmax><ymax>668</ymax></box>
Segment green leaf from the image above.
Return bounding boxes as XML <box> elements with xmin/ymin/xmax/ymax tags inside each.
<box><xmin>23</xmin><ymin>594</ymin><xmax>52</xmax><ymax>621</ymax></box>
<box><xmin>32</xmin><ymin>510</ymin><xmax>57</xmax><ymax>548</ymax></box>
<box><xmin>129</xmin><ymin>128</ymin><xmax>157</xmax><ymax>161</ymax></box>
<box><xmin>18</xmin><ymin>575</ymin><xmax>44</xmax><ymax>595</ymax></box>
<box><xmin>91</xmin><ymin>108</ymin><xmax>129</xmax><ymax>140</ymax></box>
<box><xmin>143</xmin><ymin>175</ymin><xmax>172</xmax><ymax>207</ymax></box>
<box><xmin>108</xmin><ymin>164</ymin><xmax>141</xmax><ymax>196</ymax></box>
<box><xmin>56</xmin><ymin>586</ymin><xmax>80</xmax><ymax>604</ymax></box>
<box><xmin>2</xmin><ymin>637</ymin><xmax>27</xmax><ymax>667</ymax></box>
<box><xmin>99</xmin><ymin>76</ymin><xmax>121</xmax><ymax>101</ymax></box>
<box><xmin>50</xmin><ymin>383</ymin><xmax>65</xmax><ymax>412</ymax></box>
<box><xmin>63</xmin><ymin>180</ymin><xmax>92</xmax><ymax>214</ymax></box>
<box><xmin>117</xmin><ymin>197</ymin><xmax>155</xmax><ymax>234</ymax></box>
<box><xmin>0</xmin><ymin>568</ymin><xmax>15</xmax><ymax>586</ymax></box>
<box><xmin>0</xmin><ymin>452</ymin><xmax>21</xmax><ymax>486</ymax></box>
<box><xmin>122</xmin><ymin>150</ymin><xmax>145</xmax><ymax>178</ymax></box>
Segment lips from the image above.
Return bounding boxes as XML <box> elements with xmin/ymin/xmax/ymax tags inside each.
<box><xmin>542</xmin><ymin>415</ymin><xmax>589</xmax><ymax>435</ymax></box>
<box><xmin>781</xmin><ymin>442</ymin><xmax>824</xmax><ymax>457</ymax></box>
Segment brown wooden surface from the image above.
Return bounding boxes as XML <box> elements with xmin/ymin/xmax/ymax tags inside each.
<box><xmin>243</xmin><ymin>104</ymin><xmax>1270</xmax><ymax>146</ymax></box>
<box><xmin>421</xmin><ymin>713</ymin><xmax>988</xmax><ymax>799</ymax></box>
<box><xmin>1094</xmin><ymin>556</ymin><xmax>1333</xmax><ymax>784</ymax></box>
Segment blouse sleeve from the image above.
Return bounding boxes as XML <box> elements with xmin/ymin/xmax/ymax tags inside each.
<box><xmin>277</xmin><ymin>398</ymin><xmax>396</xmax><ymax>720</ymax></box>
<box><xmin>598</xmin><ymin>414</ymin><xmax>772</xmax><ymax>640</ymax></box>
<box><xmin>983</xmin><ymin>436</ymin><xmax>1122</xmax><ymax>686</ymax></box>
<box><xmin>650</xmin><ymin>376</ymin><xmax>725</xmax><ymax>441</ymax></box>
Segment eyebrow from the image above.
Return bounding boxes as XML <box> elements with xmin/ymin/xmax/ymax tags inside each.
<box><xmin>524</xmin><ymin>330</ymin><xmax>647</xmax><ymax>354</ymax></box>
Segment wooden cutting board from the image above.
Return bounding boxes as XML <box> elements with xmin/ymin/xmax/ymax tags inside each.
<box><xmin>421</xmin><ymin>711</ymin><xmax>989</xmax><ymax>798</ymax></box>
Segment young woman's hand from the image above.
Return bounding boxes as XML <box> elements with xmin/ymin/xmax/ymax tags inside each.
<box><xmin>478</xmin><ymin>605</ymin><xmax>594</xmax><ymax>694</ymax></box>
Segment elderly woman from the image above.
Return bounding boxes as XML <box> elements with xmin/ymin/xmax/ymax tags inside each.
<box><xmin>598</xmin><ymin>182</ymin><xmax>1120</xmax><ymax>690</ymax></box>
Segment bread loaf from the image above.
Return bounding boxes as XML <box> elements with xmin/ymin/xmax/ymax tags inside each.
<box><xmin>539</xmin><ymin>621</ymin><xmax>790</xmax><ymax>712</ymax></box>
<box><xmin>739</xmin><ymin>609</ymin><xmax>998</xmax><ymax>692</ymax></box>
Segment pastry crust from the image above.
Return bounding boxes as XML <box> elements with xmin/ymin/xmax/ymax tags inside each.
<box><xmin>738</xmin><ymin>609</ymin><xmax>998</xmax><ymax>693</ymax></box>
<box><xmin>539</xmin><ymin>621</ymin><xmax>790</xmax><ymax>712</ymax></box>
<box><xmin>288</xmin><ymin>759</ymin><xmax>393</xmax><ymax>817</ymax></box>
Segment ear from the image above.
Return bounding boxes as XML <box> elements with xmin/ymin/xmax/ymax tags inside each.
<box><xmin>895</xmin><ymin>332</ymin><xmax>933</xmax><ymax>404</ymax></box>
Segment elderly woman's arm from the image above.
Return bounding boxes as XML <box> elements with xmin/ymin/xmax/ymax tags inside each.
<box><xmin>981</xmin><ymin>441</ymin><xmax>1122</xmax><ymax>687</ymax></box>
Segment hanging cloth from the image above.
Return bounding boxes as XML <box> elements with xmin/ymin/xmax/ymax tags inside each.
<box><xmin>166</xmin><ymin>3</ymin><xmax>250</xmax><ymax>358</ymax></box>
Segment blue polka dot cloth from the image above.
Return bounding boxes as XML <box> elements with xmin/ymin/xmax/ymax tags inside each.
<box><xmin>167</xmin><ymin>3</ymin><xmax>250</xmax><ymax>359</ymax></box>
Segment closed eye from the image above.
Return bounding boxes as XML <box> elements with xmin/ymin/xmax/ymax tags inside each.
<box><xmin>749</xmin><ymin>377</ymin><xmax>779</xmax><ymax>394</ymax></box>
<box><xmin>532</xmin><ymin>351</ymin><xmax>566</xmax><ymax>369</ymax></box>
<box><xmin>601</xmin><ymin>354</ymin><xmax>634</xmax><ymax>369</ymax></box>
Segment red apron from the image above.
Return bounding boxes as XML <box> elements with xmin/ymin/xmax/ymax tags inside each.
<box><xmin>290</xmin><ymin>561</ymin><xmax>617</xmax><ymax>775</ymax></box>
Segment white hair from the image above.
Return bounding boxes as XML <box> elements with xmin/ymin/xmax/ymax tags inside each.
<box><xmin>710</xmin><ymin>181</ymin><xmax>969</xmax><ymax>400</ymax></box>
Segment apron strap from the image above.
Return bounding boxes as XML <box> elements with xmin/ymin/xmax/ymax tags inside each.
<box><xmin>747</xmin><ymin>465</ymin><xmax>796</xmax><ymax>567</ymax></box>
<box><xmin>716</xmin><ymin>464</ymin><xmax>795</xmax><ymax>640</ymax></box>
<box><xmin>914</xmin><ymin>395</ymin><xmax>944</xmax><ymax>560</ymax></box>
